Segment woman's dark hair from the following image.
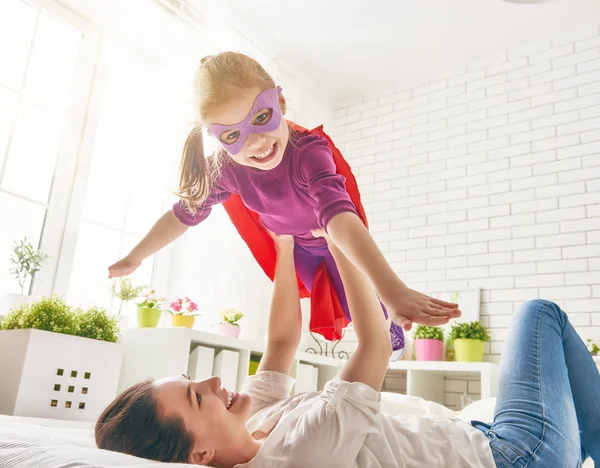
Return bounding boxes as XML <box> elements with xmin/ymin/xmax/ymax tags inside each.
<box><xmin>95</xmin><ymin>380</ymin><xmax>194</xmax><ymax>463</ymax></box>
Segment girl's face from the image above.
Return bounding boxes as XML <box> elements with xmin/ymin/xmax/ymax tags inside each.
<box><xmin>207</xmin><ymin>86</ymin><xmax>290</xmax><ymax>171</ymax></box>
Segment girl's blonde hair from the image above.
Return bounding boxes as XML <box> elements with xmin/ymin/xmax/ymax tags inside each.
<box><xmin>177</xmin><ymin>52</ymin><xmax>276</xmax><ymax>211</ymax></box>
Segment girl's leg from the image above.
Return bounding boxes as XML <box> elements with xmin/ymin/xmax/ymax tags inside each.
<box><xmin>323</xmin><ymin>253</ymin><xmax>405</xmax><ymax>352</ymax></box>
<box><xmin>473</xmin><ymin>300</ymin><xmax>600</xmax><ymax>467</ymax></box>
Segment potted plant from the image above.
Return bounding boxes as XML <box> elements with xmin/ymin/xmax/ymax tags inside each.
<box><xmin>212</xmin><ymin>308</ymin><xmax>243</xmax><ymax>338</ymax></box>
<box><xmin>167</xmin><ymin>297</ymin><xmax>200</xmax><ymax>328</ymax></box>
<box><xmin>1</xmin><ymin>237</ymin><xmax>50</xmax><ymax>314</ymax></box>
<box><xmin>587</xmin><ymin>338</ymin><xmax>599</xmax><ymax>356</ymax></box>
<box><xmin>448</xmin><ymin>321</ymin><xmax>490</xmax><ymax>362</ymax></box>
<box><xmin>413</xmin><ymin>325</ymin><xmax>445</xmax><ymax>361</ymax></box>
<box><xmin>111</xmin><ymin>277</ymin><xmax>144</xmax><ymax>314</ymax></box>
<box><xmin>0</xmin><ymin>295</ymin><xmax>123</xmax><ymax>421</ymax></box>
<box><xmin>110</xmin><ymin>277</ymin><xmax>144</xmax><ymax>328</ymax></box>
<box><xmin>136</xmin><ymin>288</ymin><xmax>164</xmax><ymax>328</ymax></box>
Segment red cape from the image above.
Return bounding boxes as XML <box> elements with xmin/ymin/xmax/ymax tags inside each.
<box><xmin>222</xmin><ymin>122</ymin><xmax>368</xmax><ymax>340</ymax></box>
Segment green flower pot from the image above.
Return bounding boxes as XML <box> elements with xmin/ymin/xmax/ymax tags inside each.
<box><xmin>454</xmin><ymin>338</ymin><xmax>485</xmax><ymax>362</ymax></box>
<box><xmin>137</xmin><ymin>305</ymin><xmax>162</xmax><ymax>328</ymax></box>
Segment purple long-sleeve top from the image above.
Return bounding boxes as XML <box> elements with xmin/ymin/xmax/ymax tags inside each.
<box><xmin>173</xmin><ymin>132</ymin><xmax>358</xmax><ymax>247</ymax></box>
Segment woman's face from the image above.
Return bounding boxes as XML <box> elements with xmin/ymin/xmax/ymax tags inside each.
<box><xmin>152</xmin><ymin>375</ymin><xmax>252</xmax><ymax>460</ymax></box>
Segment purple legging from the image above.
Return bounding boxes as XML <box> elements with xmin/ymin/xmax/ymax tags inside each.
<box><xmin>294</xmin><ymin>242</ymin><xmax>405</xmax><ymax>351</ymax></box>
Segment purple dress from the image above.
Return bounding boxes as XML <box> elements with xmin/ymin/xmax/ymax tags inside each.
<box><xmin>173</xmin><ymin>132</ymin><xmax>404</xmax><ymax>351</ymax></box>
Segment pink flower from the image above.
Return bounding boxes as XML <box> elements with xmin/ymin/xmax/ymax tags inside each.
<box><xmin>170</xmin><ymin>301</ymin><xmax>182</xmax><ymax>312</ymax></box>
<box><xmin>189</xmin><ymin>302</ymin><xmax>198</xmax><ymax>311</ymax></box>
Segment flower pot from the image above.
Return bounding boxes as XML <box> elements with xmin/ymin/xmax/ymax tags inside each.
<box><xmin>454</xmin><ymin>338</ymin><xmax>485</xmax><ymax>362</ymax></box>
<box><xmin>414</xmin><ymin>339</ymin><xmax>444</xmax><ymax>361</ymax></box>
<box><xmin>172</xmin><ymin>314</ymin><xmax>195</xmax><ymax>328</ymax></box>
<box><xmin>0</xmin><ymin>329</ymin><xmax>123</xmax><ymax>421</ymax></box>
<box><xmin>212</xmin><ymin>323</ymin><xmax>240</xmax><ymax>338</ymax></box>
<box><xmin>136</xmin><ymin>306</ymin><xmax>162</xmax><ymax>328</ymax></box>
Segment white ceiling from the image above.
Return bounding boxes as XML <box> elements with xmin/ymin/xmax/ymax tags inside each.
<box><xmin>201</xmin><ymin>0</ymin><xmax>600</xmax><ymax>99</ymax></box>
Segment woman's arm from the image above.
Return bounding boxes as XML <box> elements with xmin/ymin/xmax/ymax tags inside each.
<box><xmin>316</xmin><ymin>230</ymin><xmax>391</xmax><ymax>391</ymax></box>
<box><xmin>256</xmin><ymin>232</ymin><xmax>302</xmax><ymax>376</ymax></box>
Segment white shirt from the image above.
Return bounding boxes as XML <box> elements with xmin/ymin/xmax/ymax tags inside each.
<box><xmin>235</xmin><ymin>371</ymin><xmax>496</xmax><ymax>468</ymax></box>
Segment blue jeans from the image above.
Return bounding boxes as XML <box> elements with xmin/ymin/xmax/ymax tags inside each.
<box><xmin>472</xmin><ymin>300</ymin><xmax>600</xmax><ymax>467</ymax></box>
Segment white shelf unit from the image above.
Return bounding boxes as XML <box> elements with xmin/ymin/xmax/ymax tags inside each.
<box><xmin>117</xmin><ymin>328</ymin><xmax>501</xmax><ymax>407</ymax></box>
<box><xmin>117</xmin><ymin>328</ymin><xmax>341</xmax><ymax>394</ymax></box>
<box><xmin>386</xmin><ymin>360</ymin><xmax>500</xmax><ymax>406</ymax></box>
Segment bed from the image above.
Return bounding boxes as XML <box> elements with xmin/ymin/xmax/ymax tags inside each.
<box><xmin>0</xmin><ymin>394</ymin><xmax>593</xmax><ymax>467</ymax></box>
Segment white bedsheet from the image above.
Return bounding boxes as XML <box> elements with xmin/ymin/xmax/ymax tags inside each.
<box><xmin>0</xmin><ymin>415</ymin><xmax>196</xmax><ymax>467</ymax></box>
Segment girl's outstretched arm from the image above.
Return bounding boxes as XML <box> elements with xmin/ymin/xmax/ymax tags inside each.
<box><xmin>298</xmin><ymin>137</ymin><xmax>460</xmax><ymax>330</ymax></box>
<box><xmin>108</xmin><ymin>210</ymin><xmax>188</xmax><ymax>278</ymax></box>
<box><xmin>327</xmin><ymin>211</ymin><xmax>460</xmax><ymax>330</ymax></box>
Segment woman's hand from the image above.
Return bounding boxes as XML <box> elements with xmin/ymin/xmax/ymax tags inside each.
<box><xmin>262</xmin><ymin>222</ymin><xmax>295</xmax><ymax>251</ymax></box>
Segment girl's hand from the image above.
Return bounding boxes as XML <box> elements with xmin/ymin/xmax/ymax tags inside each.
<box><xmin>108</xmin><ymin>256</ymin><xmax>141</xmax><ymax>278</ymax></box>
<box><xmin>313</xmin><ymin>227</ymin><xmax>461</xmax><ymax>331</ymax></box>
<box><xmin>387</xmin><ymin>286</ymin><xmax>461</xmax><ymax>331</ymax></box>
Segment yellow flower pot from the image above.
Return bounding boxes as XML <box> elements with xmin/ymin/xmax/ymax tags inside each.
<box><xmin>171</xmin><ymin>314</ymin><xmax>195</xmax><ymax>328</ymax></box>
<box><xmin>454</xmin><ymin>339</ymin><xmax>485</xmax><ymax>362</ymax></box>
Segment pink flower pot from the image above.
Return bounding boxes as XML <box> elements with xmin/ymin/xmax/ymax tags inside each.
<box><xmin>212</xmin><ymin>323</ymin><xmax>240</xmax><ymax>338</ymax></box>
<box><xmin>415</xmin><ymin>339</ymin><xmax>444</xmax><ymax>361</ymax></box>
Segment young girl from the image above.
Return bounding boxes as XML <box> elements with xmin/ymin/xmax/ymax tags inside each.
<box><xmin>108</xmin><ymin>51</ymin><xmax>459</xmax><ymax>349</ymax></box>
<box><xmin>97</xmin><ymin>230</ymin><xmax>599</xmax><ymax>467</ymax></box>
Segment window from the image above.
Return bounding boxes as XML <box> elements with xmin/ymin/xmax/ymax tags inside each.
<box><xmin>0</xmin><ymin>0</ymin><xmax>203</xmax><ymax>315</ymax></box>
<box><xmin>0</xmin><ymin>0</ymin><xmax>83</xmax><ymax>294</ymax></box>
<box><xmin>65</xmin><ymin>40</ymin><xmax>188</xmax><ymax>310</ymax></box>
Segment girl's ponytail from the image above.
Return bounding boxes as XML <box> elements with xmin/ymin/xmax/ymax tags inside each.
<box><xmin>177</xmin><ymin>128</ymin><xmax>213</xmax><ymax>213</ymax></box>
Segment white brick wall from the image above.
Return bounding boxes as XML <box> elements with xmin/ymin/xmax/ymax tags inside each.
<box><xmin>331</xmin><ymin>27</ymin><xmax>600</xmax><ymax>404</ymax></box>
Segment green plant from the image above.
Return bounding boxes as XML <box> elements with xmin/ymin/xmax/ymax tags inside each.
<box><xmin>413</xmin><ymin>325</ymin><xmax>444</xmax><ymax>341</ymax></box>
<box><xmin>0</xmin><ymin>295</ymin><xmax>76</xmax><ymax>335</ymax></box>
<box><xmin>9</xmin><ymin>237</ymin><xmax>50</xmax><ymax>294</ymax></box>
<box><xmin>218</xmin><ymin>308</ymin><xmax>243</xmax><ymax>326</ymax></box>
<box><xmin>0</xmin><ymin>295</ymin><xmax>119</xmax><ymax>343</ymax></box>
<box><xmin>587</xmin><ymin>338</ymin><xmax>599</xmax><ymax>355</ymax></box>
<box><xmin>74</xmin><ymin>306</ymin><xmax>119</xmax><ymax>343</ymax></box>
<box><xmin>449</xmin><ymin>321</ymin><xmax>490</xmax><ymax>342</ymax></box>
<box><xmin>111</xmin><ymin>277</ymin><xmax>144</xmax><ymax>314</ymax></box>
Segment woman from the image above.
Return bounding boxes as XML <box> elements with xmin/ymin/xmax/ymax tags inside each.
<box><xmin>96</xmin><ymin>230</ymin><xmax>600</xmax><ymax>467</ymax></box>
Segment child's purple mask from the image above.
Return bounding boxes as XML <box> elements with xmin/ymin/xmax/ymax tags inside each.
<box><xmin>207</xmin><ymin>87</ymin><xmax>283</xmax><ymax>155</ymax></box>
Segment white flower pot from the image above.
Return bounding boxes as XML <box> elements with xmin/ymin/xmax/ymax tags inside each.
<box><xmin>212</xmin><ymin>323</ymin><xmax>241</xmax><ymax>338</ymax></box>
<box><xmin>0</xmin><ymin>329</ymin><xmax>123</xmax><ymax>421</ymax></box>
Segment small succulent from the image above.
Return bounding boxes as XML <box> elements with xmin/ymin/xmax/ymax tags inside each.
<box><xmin>413</xmin><ymin>325</ymin><xmax>444</xmax><ymax>341</ymax></box>
<box><xmin>449</xmin><ymin>321</ymin><xmax>490</xmax><ymax>342</ymax></box>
